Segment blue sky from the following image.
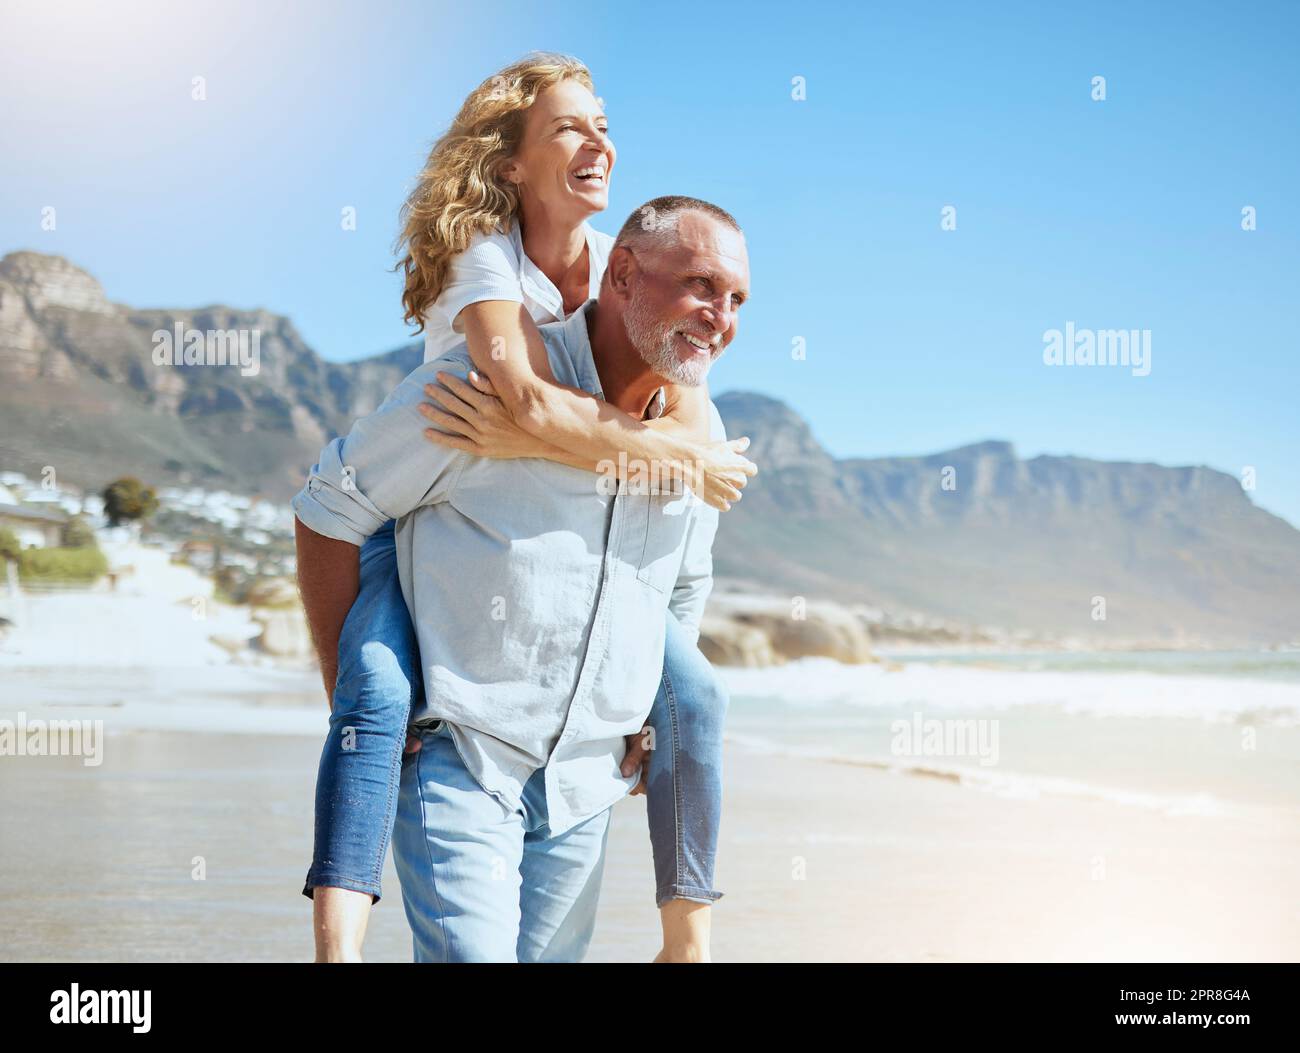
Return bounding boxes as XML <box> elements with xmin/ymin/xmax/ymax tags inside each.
<box><xmin>2</xmin><ymin>0</ymin><xmax>1298</xmax><ymax>524</ymax></box>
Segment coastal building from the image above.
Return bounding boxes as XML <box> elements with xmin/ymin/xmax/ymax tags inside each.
<box><xmin>178</xmin><ymin>540</ymin><xmax>217</xmax><ymax>572</ymax></box>
<box><xmin>0</xmin><ymin>501</ymin><xmax>67</xmax><ymax>548</ymax></box>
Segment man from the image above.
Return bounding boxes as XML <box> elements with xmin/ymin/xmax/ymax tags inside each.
<box><xmin>291</xmin><ymin>197</ymin><xmax>750</xmax><ymax>961</ymax></box>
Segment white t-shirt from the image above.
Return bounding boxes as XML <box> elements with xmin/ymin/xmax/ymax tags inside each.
<box><xmin>422</xmin><ymin>219</ymin><xmax>614</xmax><ymax>363</ymax></box>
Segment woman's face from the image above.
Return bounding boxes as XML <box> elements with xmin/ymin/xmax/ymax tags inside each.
<box><xmin>503</xmin><ymin>78</ymin><xmax>616</xmax><ymax>224</ymax></box>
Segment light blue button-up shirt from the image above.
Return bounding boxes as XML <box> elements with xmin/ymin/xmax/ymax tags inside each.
<box><xmin>292</xmin><ymin>300</ymin><xmax>723</xmax><ymax>834</ymax></box>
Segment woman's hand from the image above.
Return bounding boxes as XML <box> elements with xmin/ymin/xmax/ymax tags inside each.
<box><xmin>683</xmin><ymin>436</ymin><xmax>757</xmax><ymax>512</ymax></box>
<box><xmin>419</xmin><ymin>370</ymin><xmax>551</xmax><ymax>459</ymax></box>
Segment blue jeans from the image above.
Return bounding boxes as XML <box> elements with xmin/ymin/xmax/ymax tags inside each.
<box><xmin>644</xmin><ymin>611</ymin><xmax>728</xmax><ymax>908</ymax></box>
<box><xmin>303</xmin><ymin>521</ymin><xmax>423</xmax><ymax>901</ymax></box>
<box><xmin>303</xmin><ymin>520</ymin><xmax>727</xmax><ymax>909</ymax></box>
<box><xmin>394</xmin><ymin>719</ymin><xmax>611</xmax><ymax>961</ymax></box>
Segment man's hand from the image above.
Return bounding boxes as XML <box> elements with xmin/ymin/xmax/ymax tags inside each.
<box><xmin>621</xmin><ymin>726</ymin><xmax>654</xmax><ymax>796</ymax></box>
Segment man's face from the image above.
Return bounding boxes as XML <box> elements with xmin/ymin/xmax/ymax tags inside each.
<box><xmin>621</xmin><ymin>212</ymin><xmax>750</xmax><ymax>387</ymax></box>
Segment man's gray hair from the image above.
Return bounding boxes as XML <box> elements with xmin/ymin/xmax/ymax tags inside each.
<box><xmin>613</xmin><ymin>195</ymin><xmax>742</xmax><ymax>251</ymax></box>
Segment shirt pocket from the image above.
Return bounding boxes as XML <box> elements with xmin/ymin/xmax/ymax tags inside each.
<box><xmin>632</xmin><ymin>488</ymin><xmax>691</xmax><ymax>594</ymax></box>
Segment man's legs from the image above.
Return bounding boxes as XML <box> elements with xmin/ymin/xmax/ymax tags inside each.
<box><xmin>515</xmin><ymin>801</ymin><xmax>613</xmax><ymax>963</ymax></box>
<box><xmin>391</xmin><ymin>722</ymin><xmax>524</xmax><ymax>962</ymax></box>
<box><xmin>392</xmin><ymin>721</ymin><xmax>614</xmax><ymax>962</ymax></box>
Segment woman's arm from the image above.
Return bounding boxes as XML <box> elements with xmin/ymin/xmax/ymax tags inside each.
<box><xmin>424</xmin><ymin>299</ymin><xmax>755</xmax><ymax>510</ymax></box>
<box><xmin>420</xmin><ymin>369</ymin><xmax>755</xmax><ymax>511</ymax></box>
<box><xmin>464</xmin><ymin>298</ymin><xmax>710</xmax><ymax>445</ymax></box>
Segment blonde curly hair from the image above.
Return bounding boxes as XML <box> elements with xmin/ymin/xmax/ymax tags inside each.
<box><xmin>396</xmin><ymin>52</ymin><xmax>595</xmax><ymax>332</ymax></box>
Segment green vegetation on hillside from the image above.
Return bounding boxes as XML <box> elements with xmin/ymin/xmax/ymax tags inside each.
<box><xmin>18</xmin><ymin>546</ymin><xmax>108</xmax><ymax>585</ymax></box>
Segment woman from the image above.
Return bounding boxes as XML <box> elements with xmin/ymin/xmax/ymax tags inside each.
<box><xmin>306</xmin><ymin>52</ymin><xmax>755</xmax><ymax>962</ymax></box>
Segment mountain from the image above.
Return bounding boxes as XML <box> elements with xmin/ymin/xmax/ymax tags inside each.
<box><xmin>3</xmin><ymin>250</ymin><xmax>1298</xmax><ymax>646</ymax></box>
<box><xmin>713</xmin><ymin>392</ymin><xmax>1300</xmax><ymax>645</ymax></box>
<box><xmin>0</xmin><ymin>251</ymin><xmax>422</xmax><ymax>497</ymax></box>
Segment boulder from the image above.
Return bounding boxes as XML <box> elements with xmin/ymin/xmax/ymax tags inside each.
<box><xmin>698</xmin><ymin>594</ymin><xmax>878</xmax><ymax>666</ymax></box>
<box><xmin>698</xmin><ymin>613</ymin><xmax>783</xmax><ymax>667</ymax></box>
<box><xmin>251</xmin><ymin>606</ymin><xmax>312</xmax><ymax>658</ymax></box>
<box><xmin>244</xmin><ymin>577</ymin><xmax>299</xmax><ymax>608</ymax></box>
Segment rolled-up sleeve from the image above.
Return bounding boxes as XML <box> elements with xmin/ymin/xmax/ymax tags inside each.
<box><xmin>291</xmin><ymin>356</ymin><xmax>471</xmax><ymax>545</ymax></box>
<box><xmin>291</xmin><ymin>437</ymin><xmax>389</xmax><ymax>547</ymax></box>
<box><xmin>668</xmin><ymin>403</ymin><xmax>726</xmax><ymax>643</ymax></box>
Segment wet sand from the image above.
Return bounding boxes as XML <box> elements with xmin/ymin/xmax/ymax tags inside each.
<box><xmin>1</xmin><ymin>728</ymin><xmax>1296</xmax><ymax>962</ymax></box>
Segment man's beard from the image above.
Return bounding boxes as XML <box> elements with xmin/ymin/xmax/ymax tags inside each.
<box><xmin>622</xmin><ymin>285</ymin><xmax>716</xmax><ymax>387</ymax></box>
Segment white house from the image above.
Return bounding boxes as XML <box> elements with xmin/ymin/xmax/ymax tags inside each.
<box><xmin>0</xmin><ymin>500</ymin><xmax>66</xmax><ymax>548</ymax></box>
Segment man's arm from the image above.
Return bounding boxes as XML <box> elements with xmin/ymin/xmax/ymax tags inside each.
<box><xmin>667</xmin><ymin>403</ymin><xmax>726</xmax><ymax>643</ymax></box>
<box><xmin>624</xmin><ymin>406</ymin><xmax>725</xmax><ymax>791</ymax></box>
<box><xmin>669</xmin><ymin>503</ymin><xmax>720</xmax><ymax>643</ymax></box>
<box><xmin>290</xmin><ymin>356</ymin><xmax>470</xmax><ymax>705</ymax></box>
<box><xmin>295</xmin><ymin>519</ymin><xmax>360</xmax><ymax>707</ymax></box>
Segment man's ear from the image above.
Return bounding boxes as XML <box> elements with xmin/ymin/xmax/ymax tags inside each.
<box><xmin>605</xmin><ymin>245</ymin><xmax>636</xmax><ymax>300</ymax></box>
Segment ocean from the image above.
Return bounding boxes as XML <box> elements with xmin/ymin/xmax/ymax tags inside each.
<box><xmin>721</xmin><ymin>651</ymin><xmax>1300</xmax><ymax>819</ymax></box>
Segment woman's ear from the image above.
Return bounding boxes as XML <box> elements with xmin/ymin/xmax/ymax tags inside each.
<box><xmin>498</xmin><ymin>157</ymin><xmax>522</xmax><ymax>186</ymax></box>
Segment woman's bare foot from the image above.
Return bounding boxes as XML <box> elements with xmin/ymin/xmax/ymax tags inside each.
<box><xmin>654</xmin><ymin>943</ymin><xmax>711</xmax><ymax>963</ymax></box>
<box><xmin>313</xmin><ymin>886</ymin><xmax>373</xmax><ymax>962</ymax></box>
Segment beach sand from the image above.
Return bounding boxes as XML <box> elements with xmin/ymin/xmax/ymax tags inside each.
<box><xmin>1</xmin><ymin>727</ymin><xmax>1295</xmax><ymax>962</ymax></box>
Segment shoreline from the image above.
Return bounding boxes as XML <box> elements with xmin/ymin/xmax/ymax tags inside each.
<box><xmin>4</xmin><ymin>588</ymin><xmax>1296</xmax><ymax>678</ymax></box>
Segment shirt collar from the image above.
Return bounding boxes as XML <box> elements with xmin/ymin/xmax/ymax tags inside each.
<box><xmin>512</xmin><ymin>220</ymin><xmax>602</xmax><ymax>321</ymax></box>
<box><xmin>561</xmin><ymin>299</ymin><xmax>665</xmax><ymax>421</ymax></box>
<box><xmin>562</xmin><ymin>299</ymin><xmax>603</xmax><ymax>398</ymax></box>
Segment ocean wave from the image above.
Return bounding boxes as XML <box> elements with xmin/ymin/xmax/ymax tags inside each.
<box><xmin>720</xmin><ymin>658</ymin><xmax>1300</xmax><ymax>725</ymax></box>
<box><xmin>725</xmin><ymin>730</ymin><xmax>1236</xmax><ymax>817</ymax></box>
